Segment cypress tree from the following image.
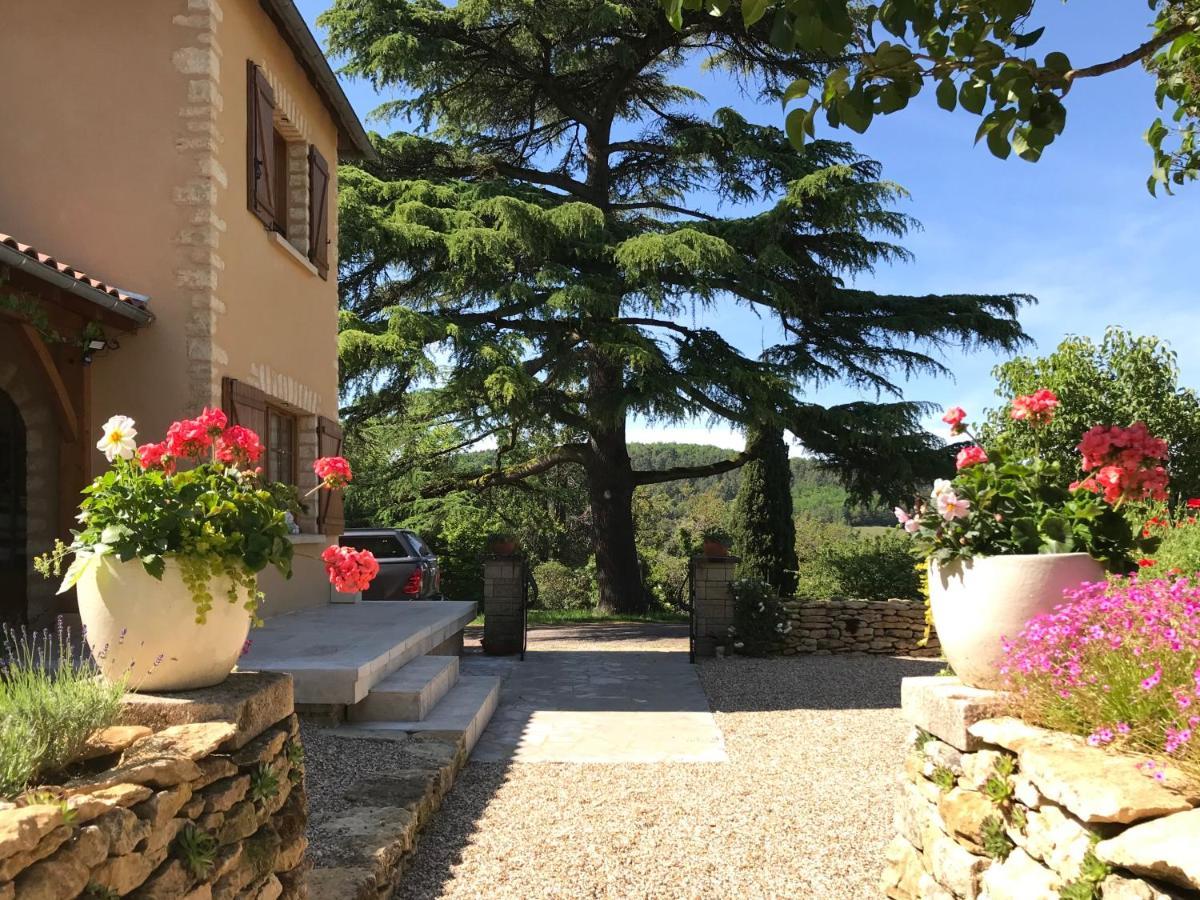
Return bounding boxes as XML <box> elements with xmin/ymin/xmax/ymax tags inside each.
<box><xmin>325</xmin><ymin>0</ymin><xmax>1029</xmax><ymax>613</ymax></box>
<box><xmin>732</xmin><ymin>425</ymin><xmax>799</xmax><ymax>595</ymax></box>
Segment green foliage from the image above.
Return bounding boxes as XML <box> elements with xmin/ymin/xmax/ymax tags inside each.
<box><xmin>931</xmin><ymin>765</ymin><xmax>956</xmax><ymax>792</ymax></box>
<box><xmin>83</xmin><ymin>886</ymin><xmax>120</xmax><ymax>900</ymax></box>
<box><xmin>733</xmin><ymin>425</ymin><xmax>799</xmax><ymax>594</ymax></box>
<box><xmin>727</xmin><ymin>577</ymin><xmax>792</xmax><ymax>655</ymax></box>
<box><xmin>906</xmin><ymin>451</ymin><xmax>1154</xmax><ymax>573</ymax></box>
<box><xmin>985</xmin><ymin>329</ymin><xmax>1200</xmax><ymax>504</ymax></box>
<box><xmin>174</xmin><ymin>826</ymin><xmax>218</xmax><ymax>880</ymax></box>
<box><xmin>794</xmin><ymin>519</ymin><xmax>924</xmax><ymax>600</ymax></box>
<box><xmin>249</xmin><ymin>763</ymin><xmax>280</xmax><ymax>806</ymax></box>
<box><xmin>913</xmin><ymin>728</ymin><xmax>936</xmax><ymax>751</ymax></box>
<box><xmin>324</xmin><ymin>0</ymin><xmax>1029</xmax><ymax>611</ymax></box>
<box><xmin>1147</xmin><ymin>510</ymin><xmax>1200</xmax><ymax>576</ymax></box>
<box><xmin>531</xmin><ymin>561</ymin><xmax>598</xmax><ymax>610</ymax></box>
<box><xmin>1008</xmin><ymin>804</ymin><xmax>1027</xmax><ymax>834</ymax></box>
<box><xmin>1058</xmin><ymin>849</ymin><xmax>1112</xmax><ymax>900</ymax></box>
<box><xmin>983</xmin><ymin>773</ymin><xmax>1014</xmax><ymax>806</ymax></box>
<box><xmin>34</xmin><ymin>456</ymin><xmax>293</xmax><ymax>624</ymax></box>
<box><xmin>0</xmin><ymin>624</ymin><xmax>126</xmax><ymax>800</ymax></box>
<box><xmin>662</xmin><ymin>0</ymin><xmax>1200</xmax><ymax>191</ymax></box>
<box><xmin>980</xmin><ymin>815</ymin><xmax>1014</xmax><ymax>861</ymax></box>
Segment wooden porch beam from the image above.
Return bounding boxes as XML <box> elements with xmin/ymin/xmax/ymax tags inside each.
<box><xmin>17</xmin><ymin>323</ymin><xmax>80</xmax><ymax>442</ymax></box>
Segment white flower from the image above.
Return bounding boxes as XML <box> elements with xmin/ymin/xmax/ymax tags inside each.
<box><xmin>96</xmin><ymin>415</ymin><xmax>137</xmax><ymax>462</ymax></box>
<box><xmin>931</xmin><ymin>478</ymin><xmax>954</xmax><ymax>499</ymax></box>
<box><xmin>733</xmin><ymin>641</ymin><xmax>745</xmax><ymax>649</ymax></box>
<box><xmin>936</xmin><ymin>491</ymin><xmax>971</xmax><ymax>521</ymax></box>
<box><xmin>903</xmin><ymin>518</ymin><xmax>921</xmax><ymax>534</ymax></box>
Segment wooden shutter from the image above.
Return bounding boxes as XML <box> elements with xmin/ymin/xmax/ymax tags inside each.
<box><xmin>308</xmin><ymin>145</ymin><xmax>330</xmax><ymax>279</ymax></box>
<box><xmin>246</xmin><ymin>61</ymin><xmax>277</xmax><ymax>228</ymax></box>
<box><xmin>222</xmin><ymin>377</ymin><xmax>268</xmax><ymax>444</ymax></box>
<box><xmin>316</xmin><ymin>415</ymin><xmax>345</xmax><ymax>535</ymax></box>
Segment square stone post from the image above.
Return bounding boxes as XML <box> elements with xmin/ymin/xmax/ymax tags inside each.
<box><xmin>692</xmin><ymin>554</ymin><xmax>739</xmax><ymax>657</ymax></box>
<box><xmin>483</xmin><ymin>557</ymin><xmax>525</xmax><ymax>655</ymax></box>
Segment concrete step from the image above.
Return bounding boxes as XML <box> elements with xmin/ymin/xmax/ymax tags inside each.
<box><xmin>334</xmin><ymin>675</ymin><xmax>502</xmax><ymax>756</ymax></box>
<box><xmin>239</xmin><ymin>600</ymin><xmax>477</xmax><ymax>705</ymax></box>
<box><xmin>348</xmin><ymin>654</ymin><xmax>460</xmax><ymax>723</ymax></box>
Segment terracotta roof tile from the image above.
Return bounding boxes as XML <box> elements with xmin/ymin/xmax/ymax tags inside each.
<box><xmin>0</xmin><ymin>233</ymin><xmax>149</xmax><ymax>309</ymax></box>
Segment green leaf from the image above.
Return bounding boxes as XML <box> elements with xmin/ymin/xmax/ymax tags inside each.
<box><xmin>784</xmin><ymin>106</ymin><xmax>809</xmax><ymax>148</ymax></box>
<box><xmin>936</xmin><ymin>78</ymin><xmax>957</xmax><ymax>112</ymax></box>
<box><xmin>58</xmin><ymin>554</ymin><xmax>97</xmax><ymax>594</ymax></box>
<box><xmin>663</xmin><ymin>0</ymin><xmax>684</xmax><ymax>29</ymax></box>
<box><xmin>742</xmin><ymin>0</ymin><xmax>770</xmax><ymax>27</ymax></box>
<box><xmin>782</xmin><ymin>77</ymin><xmax>811</xmax><ymax>107</ymax></box>
<box><xmin>960</xmin><ymin>81</ymin><xmax>987</xmax><ymax>115</ymax></box>
<box><xmin>1010</xmin><ymin>26</ymin><xmax>1045</xmax><ymax>50</ymax></box>
<box><xmin>1043</xmin><ymin>51</ymin><xmax>1071</xmax><ymax>73</ymax></box>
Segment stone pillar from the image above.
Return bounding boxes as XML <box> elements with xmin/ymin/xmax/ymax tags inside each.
<box><xmin>692</xmin><ymin>554</ymin><xmax>739</xmax><ymax>657</ymax></box>
<box><xmin>483</xmin><ymin>557</ymin><xmax>525</xmax><ymax>655</ymax></box>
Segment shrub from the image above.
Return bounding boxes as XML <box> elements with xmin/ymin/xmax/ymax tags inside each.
<box><xmin>0</xmin><ymin>623</ymin><xmax>126</xmax><ymax>799</ymax></box>
<box><xmin>531</xmin><ymin>561</ymin><xmax>596</xmax><ymax>610</ymax></box>
<box><xmin>1003</xmin><ymin>577</ymin><xmax>1200</xmax><ymax>783</ymax></box>
<box><xmin>175</xmin><ymin>826</ymin><xmax>218</xmax><ymax>879</ymax></box>
<box><xmin>727</xmin><ymin>577</ymin><xmax>791</xmax><ymax>655</ymax></box>
<box><xmin>795</xmin><ymin>527</ymin><xmax>924</xmax><ymax>601</ymax></box>
<box><xmin>1141</xmin><ymin>503</ymin><xmax>1200</xmax><ymax>577</ymax></box>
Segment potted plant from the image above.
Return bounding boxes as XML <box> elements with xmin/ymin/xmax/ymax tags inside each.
<box><xmin>35</xmin><ymin>409</ymin><xmax>372</xmax><ymax>692</ymax></box>
<box><xmin>701</xmin><ymin>527</ymin><xmax>734</xmax><ymax>558</ymax></box>
<box><xmin>894</xmin><ymin>392</ymin><xmax>1163</xmax><ymax>689</ymax></box>
<box><xmin>485</xmin><ymin>532</ymin><xmax>520</xmax><ymax>557</ymax></box>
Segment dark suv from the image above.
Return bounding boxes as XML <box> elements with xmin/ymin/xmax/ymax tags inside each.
<box><xmin>338</xmin><ymin>529</ymin><xmax>442</xmax><ymax>600</ymax></box>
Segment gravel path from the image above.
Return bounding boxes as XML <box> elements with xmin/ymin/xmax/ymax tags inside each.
<box><xmin>394</xmin><ymin>625</ymin><xmax>942</xmax><ymax>899</ymax></box>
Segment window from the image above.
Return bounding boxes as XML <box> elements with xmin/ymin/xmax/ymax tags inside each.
<box><xmin>266</xmin><ymin>407</ymin><xmax>297</xmax><ymax>486</ymax></box>
<box><xmin>247</xmin><ymin>61</ymin><xmax>331</xmax><ymax>279</ymax></box>
<box><xmin>339</xmin><ymin>535</ymin><xmax>410</xmax><ymax>559</ymax></box>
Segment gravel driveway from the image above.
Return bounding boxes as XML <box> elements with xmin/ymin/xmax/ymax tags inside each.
<box><xmin>395</xmin><ymin>624</ymin><xmax>942</xmax><ymax>899</ymax></box>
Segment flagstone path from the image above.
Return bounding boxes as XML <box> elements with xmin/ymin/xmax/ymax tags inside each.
<box><xmin>393</xmin><ymin>623</ymin><xmax>942</xmax><ymax>899</ymax></box>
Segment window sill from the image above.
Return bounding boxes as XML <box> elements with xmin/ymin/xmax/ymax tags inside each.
<box><xmin>270</xmin><ymin>231</ymin><xmax>319</xmax><ymax>277</ymax></box>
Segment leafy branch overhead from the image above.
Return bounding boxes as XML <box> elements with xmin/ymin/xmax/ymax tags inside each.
<box><xmin>662</xmin><ymin>0</ymin><xmax>1200</xmax><ymax>193</ymax></box>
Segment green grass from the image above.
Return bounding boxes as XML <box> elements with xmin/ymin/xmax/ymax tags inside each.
<box><xmin>0</xmin><ymin>623</ymin><xmax>127</xmax><ymax>799</ymax></box>
<box><xmin>469</xmin><ymin>608</ymin><xmax>689</xmax><ymax>626</ymax></box>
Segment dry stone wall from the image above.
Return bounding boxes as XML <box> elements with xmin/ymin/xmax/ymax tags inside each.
<box><xmin>885</xmin><ymin>697</ymin><xmax>1200</xmax><ymax>900</ymax></box>
<box><xmin>0</xmin><ymin>671</ymin><xmax>308</xmax><ymax>899</ymax></box>
<box><xmin>780</xmin><ymin>598</ymin><xmax>940</xmax><ymax>656</ymax></box>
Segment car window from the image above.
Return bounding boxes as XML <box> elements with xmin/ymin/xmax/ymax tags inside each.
<box><xmin>339</xmin><ymin>535</ymin><xmax>409</xmax><ymax>558</ymax></box>
<box><xmin>406</xmin><ymin>533</ymin><xmax>433</xmax><ymax>557</ymax></box>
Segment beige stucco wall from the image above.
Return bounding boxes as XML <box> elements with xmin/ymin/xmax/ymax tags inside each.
<box><xmin>0</xmin><ymin>0</ymin><xmax>346</xmax><ymax>613</ymax></box>
<box><xmin>0</xmin><ymin>0</ymin><xmax>341</xmax><ymax>447</ymax></box>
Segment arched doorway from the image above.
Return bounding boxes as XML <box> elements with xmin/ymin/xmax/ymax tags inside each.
<box><xmin>0</xmin><ymin>390</ymin><xmax>26</xmax><ymax>627</ymax></box>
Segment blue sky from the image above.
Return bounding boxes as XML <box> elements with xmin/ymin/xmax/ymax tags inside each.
<box><xmin>299</xmin><ymin>2</ymin><xmax>1199</xmax><ymax>450</ymax></box>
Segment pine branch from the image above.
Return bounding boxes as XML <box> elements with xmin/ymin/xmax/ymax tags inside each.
<box><xmin>633</xmin><ymin>451</ymin><xmax>751</xmax><ymax>486</ymax></box>
<box><xmin>418</xmin><ymin>443</ymin><xmax>590</xmax><ymax>498</ymax></box>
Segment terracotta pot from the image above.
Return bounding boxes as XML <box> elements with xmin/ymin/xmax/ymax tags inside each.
<box><xmin>487</xmin><ymin>538</ymin><xmax>518</xmax><ymax>557</ymax></box>
<box><xmin>702</xmin><ymin>538</ymin><xmax>730</xmax><ymax>558</ymax></box>
<box><xmin>929</xmin><ymin>553</ymin><xmax>1106</xmax><ymax>689</ymax></box>
<box><xmin>77</xmin><ymin>556</ymin><xmax>253</xmax><ymax>692</ymax></box>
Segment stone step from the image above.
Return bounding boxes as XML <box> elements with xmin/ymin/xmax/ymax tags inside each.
<box><xmin>347</xmin><ymin>654</ymin><xmax>460</xmax><ymax>723</ymax></box>
<box><xmin>333</xmin><ymin>675</ymin><xmax>501</xmax><ymax>756</ymax></box>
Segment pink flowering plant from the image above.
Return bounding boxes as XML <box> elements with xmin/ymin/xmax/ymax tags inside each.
<box><xmin>895</xmin><ymin>392</ymin><xmax>1160</xmax><ymax>572</ymax></box>
<box><xmin>35</xmin><ymin>409</ymin><xmax>375</xmax><ymax>622</ymax></box>
<box><xmin>1002</xmin><ymin>576</ymin><xmax>1200</xmax><ymax>783</ymax></box>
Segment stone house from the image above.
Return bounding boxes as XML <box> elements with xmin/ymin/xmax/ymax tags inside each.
<box><xmin>0</xmin><ymin>0</ymin><xmax>375</xmax><ymax>626</ymax></box>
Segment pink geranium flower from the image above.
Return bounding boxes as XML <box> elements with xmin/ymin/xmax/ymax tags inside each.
<box><xmin>314</xmin><ymin>455</ymin><xmax>353</xmax><ymax>489</ymax></box>
<box><xmin>216</xmin><ymin>425</ymin><xmax>264</xmax><ymax>467</ymax></box>
<box><xmin>1010</xmin><ymin>389</ymin><xmax>1059</xmax><ymax>425</ymax></box>
<box><xmin>941</xmin><ymin>406</ymin><xmax>967</xmax><ymax>435</ymax></box>
<box><xmin>956</xmin><ymin>445</ymin><xmax>989</xmax><ymax>470</ymax></box>
<box><xmin>165</xmin><ymin>417</ymin><xmax>213</xmax><ymax>458</ymax></box>
<box><xmin>321</xmin><ymin>545</ymin><xmax>379</xmax><ymax>593</ymax></box>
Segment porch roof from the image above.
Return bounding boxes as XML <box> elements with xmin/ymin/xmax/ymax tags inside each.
<box><xmin>0</xmin><ymin>233</ymin><xmax>153</xmax><ymax>328</ymax></box>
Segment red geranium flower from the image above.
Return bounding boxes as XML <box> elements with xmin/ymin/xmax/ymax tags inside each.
<box><xmin>216</xmin><ymin>425</ymin><xmax>264</xmax><ymax>467</ymax></box>
<box><xmin>165</xmin><ymin>417</ymin><xmax>213</xmax><ymax>458</ymax></box>
<box><xmin>321</xmin><ymin>545</ymin><xmax>379</xmax><ymax>593</ymax></box>
<box><xmin>314</xmin><ymin>456</ymin><xmax>353</xmax><ymax>489</ymax></box>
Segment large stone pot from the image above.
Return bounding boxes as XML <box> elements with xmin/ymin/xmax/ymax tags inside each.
<box><xmin>929</xmin><ymin>553</ymin><xmax>1106</xmax><ymax>689</ymax></box>
<box><xmin>77</xmin><ymin>556</ymin><xmax>253</xmax><ymax>692</ymax></box>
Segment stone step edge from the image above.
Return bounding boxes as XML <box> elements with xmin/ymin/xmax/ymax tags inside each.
<box><xmin>346</xmin><ymin>654</ymin><xmax>461</xmax><ymax>724</ymax></box>
<box><xmin>308</xmin><ymin>677</ymin><xmax>503</xmax><ymax>899</ymax></box>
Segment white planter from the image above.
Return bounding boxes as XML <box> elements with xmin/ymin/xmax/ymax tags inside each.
<box><xmin>929</xmin><ymin>553</ymin><xmax>1106</xmax><ymax>690</ymax></box>
<box><xmin>77</xmin><ymin>556</ymin><xmax>253</xmax><ymax>692</ymax></box>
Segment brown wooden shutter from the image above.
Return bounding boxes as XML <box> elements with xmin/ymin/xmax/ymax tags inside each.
<box><xmin>308</xmin><ymin>145</ymin><xmax>331</xmax><ymax>279</ymax></box>
<box><xmin>316</xmin><ymin>415</ymin><xmax>345</xmax><ymax>535</ymax></box>
<box><xmin>222</xmin><ymin>377</ymin><xmax>268</xmax><ymax>444</ymax></box>
<box><xmin>247</xmin><ymin>61</ymin><xmax>277</xmax><ymax>228</ymax></box>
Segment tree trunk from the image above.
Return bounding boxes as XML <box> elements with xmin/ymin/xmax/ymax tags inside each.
<box><xmin>586</xmin><ymin>424</ymin><xmax>648</xmax><ymax>614</ymax></box>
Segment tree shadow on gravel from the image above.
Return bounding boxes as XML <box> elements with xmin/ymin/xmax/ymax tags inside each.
<box><xmin>698</xmin><ymin>655</ymin><xmax>945</xmax><ymax>712</ymax></box>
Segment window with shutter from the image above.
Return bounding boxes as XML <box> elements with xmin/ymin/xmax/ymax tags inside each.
<box><xmin>316</xmin><ymin>416</ymin><xmax>344</xmax><ymax>535</ymax></box>
<box><xmin>308</xmin><ymin>145</ymin><xmax>330</xmax><ymax>279</ymax></box>
<box><xmin>247</xmin><ymin>62</ymin><xmax>277</xmax><ymax>228</ymax></box>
